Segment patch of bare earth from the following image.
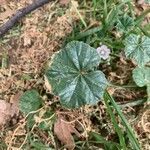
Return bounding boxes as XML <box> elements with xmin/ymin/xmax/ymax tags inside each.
<box><xmin>0</xmin><ymin>0</ymin><xmax>78</xmax><ymax>101</ymax></box>
<box><xmin>0</xmin><ymin>0</ymin><xmax>80</xmax><ymax>148</ymax></box>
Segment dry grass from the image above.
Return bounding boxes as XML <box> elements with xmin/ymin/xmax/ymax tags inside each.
<box><xmin>0</xmin><ymin>0</ymin><xmax>78</xmax><ymax>101</ymax></box>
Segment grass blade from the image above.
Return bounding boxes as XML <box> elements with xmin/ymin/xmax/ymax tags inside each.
<box><xmin>75</xmin><ymin>27</ymin><xmax>101</xmax><ymax>39</ymax></box>
<box><xmin>71</xmin><ymin>1</ymin><xmax>87</xmax><ymax>28</ymax></box>
<box><xmin>89</xmin><ymin>132</ymin><xmax>121</xmax><ymax>150</ymax></box>
<box><xmin>104</xmin><ymin>91</ymin><xmax>141</xmax><ymax>150</ymax></box>
<box><xmin>104</xmin><ymin>94</ymin><xmax>127</xmax><ymax>150</ymax></box>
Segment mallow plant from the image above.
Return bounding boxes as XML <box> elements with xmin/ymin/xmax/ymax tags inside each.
<box><xmin>45</xmin><ymin>41</ymin><xmax>140</xmax><ymax>149</ymax></box>
<box><xmin>19</xmin><ymin>41</ymin><xmax>141</xmax><ymax>149</ymax></box>
<box><xmin>124</xmin><ymin>34</ymin><xmax>150</xmax><ymax>102</ymax></box>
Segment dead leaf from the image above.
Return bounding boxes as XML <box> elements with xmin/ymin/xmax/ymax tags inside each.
<box><xmin>136</xmin><ymin>0</ymin><xmax>150</xmax><ymax>14</ymax></box>
<box><xmin>59</xmin><ymin>0</ymin><xmax>70</xmax><ymax>5</ymax></box>
<box><xmin>0</xmin><ymin>0</ymin><xmax>7</xmax><ymax>5</ymax></box>
<box><xmin>44</xmin><ymin>75</ymin><xmax>52</xmax><ymax>92</ymax></box>
<box><xmin>0</xmin><ymin>100</ymin><xmax>12</xmax><ymax>127</ymax></box>
<box><xmin>10</xmin><ymin>92</ymin><xmax>22</xmax><ymax>117</ymax></box>
<box><xmin>0</xmin><ymin>93</ymin><xmax>21</xmax><ymax>127</ymax></box>
<box><xmin>54</xmin><ymin>115</ymin><xmax>81</xmax><ymax>150</ymax></box>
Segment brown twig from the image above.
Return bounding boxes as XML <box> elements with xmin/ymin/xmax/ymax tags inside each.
<box><xmin>0</xmin><ymin>0</ymin><xmax>53</xmax><ymax>37</ymax></box>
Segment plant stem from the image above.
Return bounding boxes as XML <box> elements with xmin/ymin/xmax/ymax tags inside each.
<box><xmin>103</xmin><ymin>0</ymin><xmax>107</xmax><ymax>20</ymax></box>
<box><xmin>109</xmin><ymin>83</ymin><xmax>138</xmax><ymax>88</ymax></box>
<box><xmin>118</xmin><ymin>99</ymin><xmax>147</xmax><ymax>108</ymax></box>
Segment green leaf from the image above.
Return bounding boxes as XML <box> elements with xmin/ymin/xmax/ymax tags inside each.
<box><xmin>116</xmin><ymin>15</ymin><xmax>134</xmax><ymax>33</ymax></box>
<box><xmin>26</xmin><ymin>114</ymin><xmax>35</xmax><ymax>128</ymax></box>
<box><xmin>89</xmin><ymin>132</ymin><xmax>121</xmax><ymax>150</ymax></box>
<box><xmin>124</xmin><ymin>34</ymin><xmax>150</xmax><ymax>66</ymax></box>
<box><xmin>45</xmin><ymin>41</ymin><xmax>108</xmax><ymax>108</ymax></box>
<box><xmin>30</xmin><ymin>141</ymin><xmax>54</xmax><ymax>150</ymax></box>
<box><xmin>132</xmin><ymin>67</ymin><xmax>150</xmax><ymax>102</ymax></box>
<box><xmin>19</xmin><ymin>90</ymin><xmax>42</xmax><ymax>115</ymax></box>
<box><xmin>132</xmin><ymin>66</ymin><xmax>150</xmax><ymax>87</ymax></box>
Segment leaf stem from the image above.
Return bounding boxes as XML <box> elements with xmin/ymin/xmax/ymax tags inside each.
<box><xmin>118</xmin><ymin>99</ymin><xmax>147</xmax><ymax>108</ymax></box>
<box><xmin>109</xmin><ymin>83</ymin><xmax>138</xmax><ymax>88</ymax></box>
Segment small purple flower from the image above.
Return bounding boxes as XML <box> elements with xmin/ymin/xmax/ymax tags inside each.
<box><xmin>96</xmin><ymin>45</ymin><xmax>111</xmax><ymax>60</ymax></box>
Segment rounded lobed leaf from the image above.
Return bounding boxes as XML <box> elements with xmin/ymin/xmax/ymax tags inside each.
<box><xmin>124</xmin><ymin>34</ymin><xmax>150</xmax><ymax>66</ymax></box>
<box><xmin>19</xmin><ymin>90</ymin><xmax>42</xmax><ymax>115</ymax></box>
<box><xmin>45</xmin><ymin>41</ymin><xmax>108</xmax><ymax>108</ymax></box>
<box><xmin>116</xmin><ymin>15</ymin><xmax>134</xmax><ymax>33</ymax></box>
<box><xmin>132</xmin><ymin>66</ymin><xmax>150</xmax><ymax>87</ymax></box>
